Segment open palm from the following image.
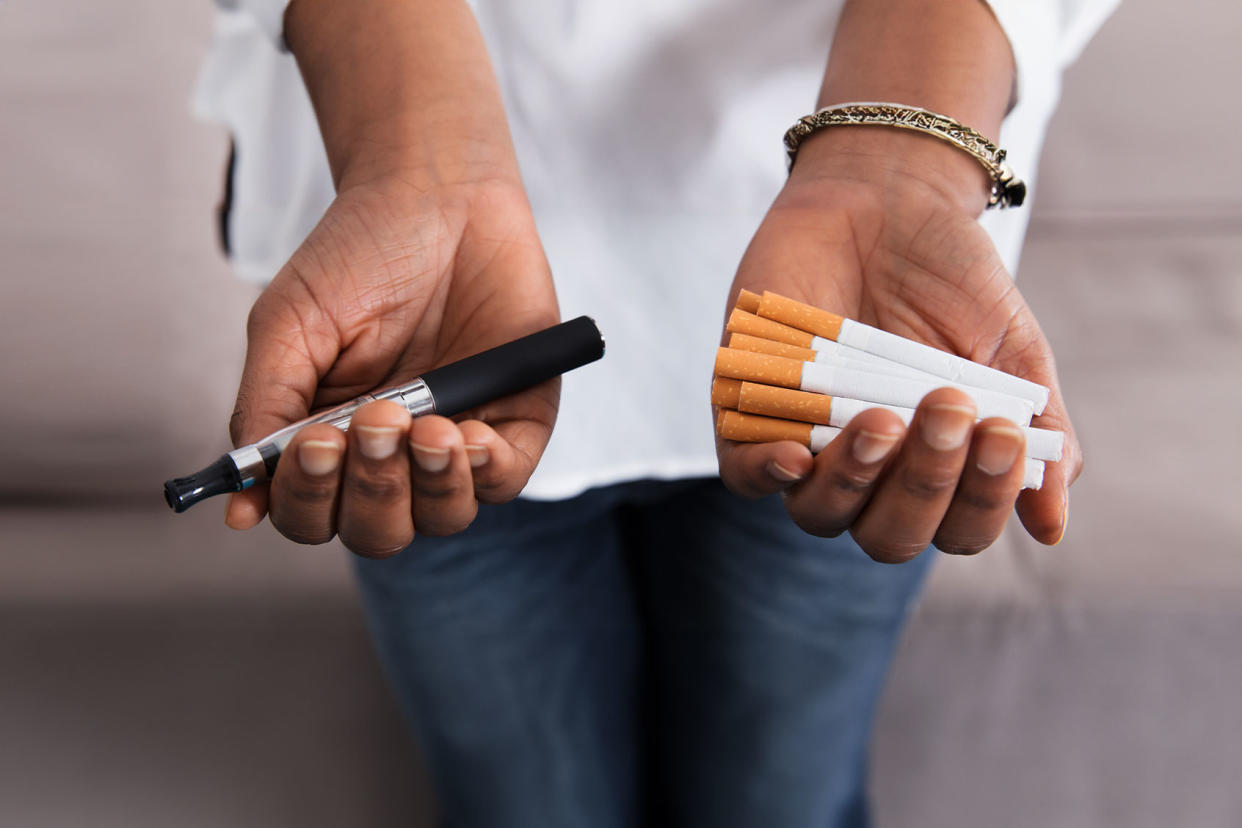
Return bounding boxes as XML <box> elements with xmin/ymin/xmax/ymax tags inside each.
<box><xmin>718</xmin><ymin>169</ymin><xmax>1080</xmax><ymax>559</ymax></box>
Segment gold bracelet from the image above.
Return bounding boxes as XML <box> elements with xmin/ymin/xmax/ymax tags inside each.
<box><xmin>783</xmin><ymin>102</ymin><xmax>1026</xmax><ymax>209</ymax></box>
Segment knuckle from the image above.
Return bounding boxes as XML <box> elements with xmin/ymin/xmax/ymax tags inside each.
<box><xmin>955</xmin><ymin>487</ymin><xmax>1014</xmax><ymax>513</ymax></box>
<box><xmin>413</xmin><ymin>476</ymin><xmax>468</xmax><ymax>501</ymax></box>
<box><xmin>345</xmin><ymin>469</ymin><xmax>409</xmax><ymax>504</ymax></box>
<box><xmin>829</xmin><ymin>466</ymin><xmax>877</xmax><ymax>495</ymax></box>
<box><xmin>282</xmin><ymin>476</ymin><xmax>338</xmax><ymax>506</ymax></box>
<box><xmin>900</xmin><ymin>466</ymin><xmax>961</xmax><ymax>500</ymax></box>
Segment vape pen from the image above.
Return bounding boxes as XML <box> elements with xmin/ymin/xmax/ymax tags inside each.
<box><xmin>164</xmin><ymin>316</ymin><xmax>604</xmax><ymax>513</ymax></box>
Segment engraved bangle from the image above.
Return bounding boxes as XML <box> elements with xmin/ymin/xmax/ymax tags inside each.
<box><xmin>783</xmin><ymin>102</ymin><xmax>1026</xmax><ymax>210</ymax></box>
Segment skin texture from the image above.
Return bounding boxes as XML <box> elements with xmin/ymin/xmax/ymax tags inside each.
<box><xmin>225</xmin><ymin>0</ymin><xmax>560</xmax><ymax>556</ymax></box>
<box><xmin>228</xmin><ymin>0</ymin><xmax>1081</xmax><ymax>560</ymax></box>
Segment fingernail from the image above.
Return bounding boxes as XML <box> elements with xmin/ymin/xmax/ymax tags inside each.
<box><xmin>920</xmin><ymin>404</ymin><xmax>975</xmax><ymax>451</ymax></box>
<box><xmin>465</xmin><ymin>444</ymin><xmax>490</xmax><ymax>468</ymax></box>
<box><xmin>766</xmin><ymin>460</ymin><xmax>804</xmax><ymax>482</ymax></box>
<box><xmin>355</xmin><ymin>425</ymin><xmax>402</xmax><ymax>460</ymax></box>
<box><xmin>298</xmin><ymin>440</ymin><xmax>342</xmax><ymax>476</ymax></box>
<box><xmin>975</xmin><ymin>426</ymin><xmax>1022</xmax><ymax>475</ymax></box>
<box><xmin>410</xmin><ymin>442</ymin><xmax>452</xmax><ymax>473</ymax></box>
<box><xmin>852</xmin><ymin>430</ymin><xmax>900</xmax><ymax>465</ymax></box>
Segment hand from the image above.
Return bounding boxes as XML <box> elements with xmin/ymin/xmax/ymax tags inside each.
<box><xmin>716</xmin><ymin>129</ymin><xmax>1082</xmax><ymax>561</ymax></box>
<box><xmin>227</xmin><ymin>176</ymin><xmax>559</xmax><ymax>557</ymax></box>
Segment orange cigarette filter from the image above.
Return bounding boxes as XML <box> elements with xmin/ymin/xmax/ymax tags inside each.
<box><xmin>739</xmin><ymin>382</ymin><xmax>832</xmax><ymax>425</ymax></box>
<box><xmin>714</xmin><ymin>347</ymin><xmax>803</xmax><ymax>389</ymax></box>
<box><xmin>735</xmin><ymin>288</ymin><xmax>762</xmax><ymax>314</ymax></box>
<box><xmin>726</xmin><ymin>309</ymin><xmax>814</xmax><ymax>348</ymax></box>
<box><xmin>758</xmin><ymin>291</ymin><xmax>844</xmax><ymax>340</ymax></box>
<box><xmin>728</xmin><ymin>332</ymin><xmax>816</xmax><ymax>362</ymax></box>
<box><xmin>717</xmin><ymin>409</ymin><xmax>813</xmax><ymax>446</ymax></box>
<box><xmin>711</xmin><ymin>376</ymin><xmax>743</xmax><ymax>408</ymax></box>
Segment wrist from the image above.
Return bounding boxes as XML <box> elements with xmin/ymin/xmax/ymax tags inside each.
<box><xmin>285</xmin><ymin>0</ymin><xmax>523</xmax><ymax>195</ymax></box>
<box><xmin>328</xmin><ymin>167</ymin><xmax>536</xmax><ymax>264</ymax></box>
<box><xmin>331</xmin><ymin>118</ymin><xmax>525</xmax><ymax>197</ymax></box>
<box><xmin>786</xmin><ymin>125</ymin><xmax>994</xmax><ymax>216</ymax></box>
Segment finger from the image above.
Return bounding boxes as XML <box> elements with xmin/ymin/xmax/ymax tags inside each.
<box><xmin>267</xmin><ymin>424</ymin><xmax>347</xmax><ymax>545</ymax></box>
<box><xmin>449</xmin><ymin>376</ymin><xmax>559</xmax><ymax>504</ymax></box>
<box><xmin>781</xmin><ymin>408</ymin><xmax>906</xmax><ymax>537</ymax></box>
<box><xmin>408</xmin><ymin>415</ymin><xmax>478</xmax><ymax>536</ymax></box>
<box><xmin>716</xmin><ymin>436</ymin><xmax>815</xmax><ymax>499</ymax></box>
<box><xmin>1016</xmin><ymin>384</ymin><xmax>1083</xmax><ymax>545</ymax></box>
<box><xmin>456</xmin><ymin>419</ymin><xmax>521</xmax><ymax>504</ymax></box>
<box><xmin>226</xmin><ymin>288</ymin><xmax>337</xmax><ymax>530</ymax></box>
<box><xmin>850</xmin><ymin>388</ymin><xmax>977</xmax><ymax>563</ymax></box>
<box><xmin>224</xmin><ymin>491</ymin><xmax>270</xmax><ymax>533</ymax></box>
<box><xmin>337</xmin><ymin>400</ymin><xmax>415</xmax><ymax>557</ymax></box>
<box><xmin>932</xmin><ymin>419</ymin><xmax>1027</xmax><ymax>555</ymax></box>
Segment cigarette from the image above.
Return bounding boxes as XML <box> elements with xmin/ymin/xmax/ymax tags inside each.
<box><xmin>711</xmin><ymin>376</ymin><xmax>745</xmax><ymax>408</ymax></box>
<box><xmin>1024</xmin><ymin>458</ymin><xmax>1045</xmax><ymax>490</ymax></box>
<box><xmin>726</xmin><ymin>309</ymin><xmax>814</xmax><ymax>348</ymax></box>
<box><xmin>755</xmin><ymin>291</ymin><xmax>1051</xmax><ymax>415</ymax></box>
<box><xmin>736</xmin><ymin>289</ymin><xmax>762</xmax><ymax>314</ymax></box>
<box><xmin>728</xmin><ymin>332</ymin><xmax>947</xmax><ymax>383</ymax></box>
<box><xmin>728</xmin><ymin>332</ymin><xmax>817</xmax><ymax>362</ymax></box>
<box><xmin>717</xmin><ymin>409</ymin><xmax>1045</xmax><ymax>489</ymax></box>
<box><xmin>730</xmin><ymin>381</ymin><xmax>1064</xmax><ymax>461</ymax></box>
<box><xmin>717</xmin><ymin>409</ymin><xmax>841</xmax><ymax>452</ymax></box>
<box><xmin>714</xmin><ymin>348</ymin><xmax>1035</xmax><ymax>425</ymax></box>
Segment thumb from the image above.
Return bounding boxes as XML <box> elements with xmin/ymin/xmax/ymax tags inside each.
<box><xmin>225</xmin><ymin>292</ymin><xmax>333</xmax><ymax>530</ymax></box>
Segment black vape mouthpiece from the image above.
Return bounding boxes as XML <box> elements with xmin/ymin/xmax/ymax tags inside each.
<box><xmin>164</xmin><ymin>455</ymin><xmax>243</xmax><ymax>513</ymax></box>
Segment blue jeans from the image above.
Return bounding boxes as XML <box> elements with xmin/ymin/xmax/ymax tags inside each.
<box><xmin>354</xmin><ymin>477</ymin><xmax>933</xmax><ymax>828</ymax></box>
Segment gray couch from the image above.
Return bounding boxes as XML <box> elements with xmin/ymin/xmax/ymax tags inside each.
<box><xmin>2</xmin><ymin>1</ymin><xmax>1239</xmax><ymax>825</ymax></box>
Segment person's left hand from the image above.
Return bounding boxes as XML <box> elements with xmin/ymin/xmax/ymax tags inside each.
<box><xmin>715</xmin><ymin>128</ymin><xmax>1082</xmax><ymax>562</ymax></box>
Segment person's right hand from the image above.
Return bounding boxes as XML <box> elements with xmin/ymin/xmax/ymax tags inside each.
<box><xmin>226</xmin><ymin>176</ymin><xmax>560</xmax><ymax>557</ymax></box>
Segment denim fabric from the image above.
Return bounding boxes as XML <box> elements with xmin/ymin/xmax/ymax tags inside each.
<box><xmin>354</xmin><ymin>478</ymin><xmax>934</xmax><ymax>828</ymax></box>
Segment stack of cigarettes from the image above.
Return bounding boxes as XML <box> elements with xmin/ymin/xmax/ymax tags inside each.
<box><xmin>712</xmin><ymin>290</ymin><xmax>1063</xmax><ymax>490</ymax></box>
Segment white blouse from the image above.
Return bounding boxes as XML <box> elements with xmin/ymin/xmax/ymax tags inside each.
<box><xmin>195</xmin><ymin>0</ymin><xmax>1118</xmax><ymax>499</ymax></box>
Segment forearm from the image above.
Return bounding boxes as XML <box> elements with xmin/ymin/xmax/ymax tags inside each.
<box><xmin>822</xmin><ymin>0</ymin><xmax>1014</xmax><ymax>134</ymax></box>
<box><xmin>284</xmin><ymin>0</ymin><xmax>519</xmax><ymax>192</ymax></box>
<box><xmin>795</xmin><ymin>0</ymin><xmax>1017</xmax><ymax>213</ymax></box>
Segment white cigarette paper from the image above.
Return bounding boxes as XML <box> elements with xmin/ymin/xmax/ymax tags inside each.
<box><xmin>810</xmin><ymin>425</ymin><xmax>1046</xmax><ymax>490</ymax></box>
<box><xmin>808</xmin><ymin>425</ymin><xmax>843</xmax><ymax>453</ymax></box>
<box><xmin>1023</xmin><ymin>458</ymin><xmax>1045</xmax><ymax>490</ymax></box>
<box><xmin>799</xmin><ymin>363</ymin><xmax>1035</xmax><ymax>426</ymax></box>
<box><xmin>825</xmin><ymin>397</ymin><xmax>1064</xmax><ymax>461</ymax></box>
<box><xmin>835</xmin><ymin>319</ymin><xmax>1051</xmax><ymax>415</ymax></box>
<box><xmin>809</xmin><ymin>336</ymin><xmax>944</xmax><ymax>383</ymax></box>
